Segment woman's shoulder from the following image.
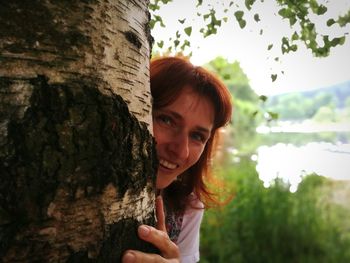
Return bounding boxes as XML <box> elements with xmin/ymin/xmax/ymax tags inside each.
<box><xmin>185</xmin><ymin>193</ymin><xmax>204</xmax><ymax>215</ymax></box>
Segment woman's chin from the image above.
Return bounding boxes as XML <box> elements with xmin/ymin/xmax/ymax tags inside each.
<box><xmin>156</xmin><ymin>180</ymin><xmax>169</xmax><ymax>190</ymax></box>
<box><xmin>155</xmin><ymin>173</ymin><xmax>174</xmax><ymax>190</ymax></box>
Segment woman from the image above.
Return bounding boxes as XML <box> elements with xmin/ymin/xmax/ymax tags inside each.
<box><xmin>122</xmin><ymin>56</ymin><xmax>232</xmax><ymax>263</ymax></box>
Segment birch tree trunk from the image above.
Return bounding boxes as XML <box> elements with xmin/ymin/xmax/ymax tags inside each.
<box><xmin>0</xmin><ymin>0</ymin><xmax>157</xmax><ymax>262</ymax></box>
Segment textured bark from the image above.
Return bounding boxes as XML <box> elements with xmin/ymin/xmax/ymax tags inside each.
<box><xmin>0</xmin><ymin>0</ymin><xmax>156</xmax><ymax>262</ymax></box>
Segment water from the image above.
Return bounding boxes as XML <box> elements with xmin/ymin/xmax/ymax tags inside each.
<box><xmin>255</xmin><ymin>142</ymin><xmax>350</xmax><ymax>192</ymax></box>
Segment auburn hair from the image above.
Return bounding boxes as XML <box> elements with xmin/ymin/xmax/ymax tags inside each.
<box><xmin>150</xmin><ymin>56</ymin><xmax>232</xmax><ymax>212</ymax></box>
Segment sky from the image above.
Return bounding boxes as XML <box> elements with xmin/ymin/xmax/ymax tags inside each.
<box><xmin>151</xmin><ymin>0</ymin><xmax>350</xmax><ymax>95</ymax></box>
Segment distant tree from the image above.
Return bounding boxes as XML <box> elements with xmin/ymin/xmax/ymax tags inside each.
<box><xmin>204</xmin><ymin>57</ymin><xmax>258</xmax><ymax>102</ymax></box>
<box><xmin>313</xmin><ymin>106</ymin><xmax>336</xmax><ymax>122</ymax></box>
<box><xmin>203</xmin><ymin>57</ymin><xmax>261</xmax><ymax>151</ymax></box>
<box><xmin>314</xmin><ymin>91</ymin><xmax>337</xmax><ymax>109</ymax></box>
<box><xmin>345</xmin><ymin>97</ymin><xmax>350</xmax><ymax>118</ymax></box>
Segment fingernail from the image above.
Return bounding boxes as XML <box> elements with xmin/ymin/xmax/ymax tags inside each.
<box><xmin>138</xmin><ymin>225</ymin><xmax>150</xmax><ymax>237</ymax></box>
<box><xmin>123</xmin><ymin>252</ymin><xmax>135</xmax><ymax>263</ymax></box>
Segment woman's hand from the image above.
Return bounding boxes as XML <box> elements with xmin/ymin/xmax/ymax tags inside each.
<box><xmin>122</xmin><ymin>196</ymin><xmax>180</xmax><ymax>263</ymax></box>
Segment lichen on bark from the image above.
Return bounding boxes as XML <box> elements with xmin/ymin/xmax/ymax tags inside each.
<box><xmin>0</xmin><ymin>75</ymin><xmax>158</xmax><ymax>262</ymax></box>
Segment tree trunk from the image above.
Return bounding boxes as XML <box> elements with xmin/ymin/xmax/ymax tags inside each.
<box><xmin>0</xmin><ymin>0</ymin><xmax>157</xmax><ymax>262</ymax></box>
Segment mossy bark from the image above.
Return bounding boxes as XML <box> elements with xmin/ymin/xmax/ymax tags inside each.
<box><xmin>0</xmin><ymin>0</ymin><xmax>156</xmax><ymax>262</ymax></box>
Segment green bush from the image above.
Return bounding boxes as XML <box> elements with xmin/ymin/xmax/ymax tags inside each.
<box><xmin>200</xmin><ymin>159</ymin><xmax>350</xmax><ymax>263</ymax></box>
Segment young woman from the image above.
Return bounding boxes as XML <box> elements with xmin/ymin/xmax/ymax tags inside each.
<box><xmin>122</xmin><ymin>56</ymin><xmax>232</xmax><ymax>263</ymax></box>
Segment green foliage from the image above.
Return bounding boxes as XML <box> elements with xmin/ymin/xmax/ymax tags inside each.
<box><xmin>204</xmin><ymin>57</ymin><xmax>257</xmax><ymax>102</ymax></box>
<box><xmin>184</xmin><ymin>26</ymin><xmax>192</xmax><ymax>36</ymax></box>
<box><xmin>337</xmin><ymin>9</ymin><xmax>350</xmax><ymax>27</ymax></box>
<box><xmin>149</xmin><ymin>0</ymin><xmax>350</xmax><ymax>57</ymax></box>
<box><xmin>201</xmin><ymin>160</ymin><xmax>350</xmax><ymax>263</ymax></box>
<box><xmin>265</xmin><ymin>90</ymin><xmax>340</xmax><ymax>120</ymax></box>
<box><xmin>274</xmin><ymin>0</ymin><xmax>347</xmax><ymax>57</ymax></box>
<box><xmin>201</xmin><ymin>9</ymin><xmax>222</xmax><ymax>37</ymax></box>
<box><xmin>234</xmin><ymin>10</ymin><xmax>247</xmax><ymax>29</ymax></box>
<box><xmin>312</xmin><ymin>106</ymin><xmax>336</xmax><ymax>122</ymax></box>
<box><xmin>203</xmin><ymin>57</ymin><xmax>262</xmax><ymax>151</ymax></box>
<box><xmin>271</xmin><ymin>74</ymin><xmax>278</xmax><ymax>82</ymax></box>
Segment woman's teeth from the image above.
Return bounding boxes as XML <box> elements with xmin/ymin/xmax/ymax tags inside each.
<box><xmin>160</xmin><ymin>159</ymin><xmax>177</xmax><ymax>169</ymax></box>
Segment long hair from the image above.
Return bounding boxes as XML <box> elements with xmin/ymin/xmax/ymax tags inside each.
<box><xmin>150</xmin><ymin>56</ymin><xmax>232</xmax><ymax>212</ymax></box>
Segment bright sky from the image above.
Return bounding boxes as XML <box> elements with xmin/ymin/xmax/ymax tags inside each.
<box><xmin>152</xmin><ymin>0</ymin><xmax>350</xmax><ymax>95</ymax></box>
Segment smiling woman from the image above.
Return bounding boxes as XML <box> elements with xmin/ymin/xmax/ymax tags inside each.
<box><xmin>153</xmin><ymin>87</ymin><xmax>215</xmax><ymax>190</ymax></box>
<box><xmin>122</xmin><ymin>56</ymin><xmax>232</xmax><ymax>263</ymax></box>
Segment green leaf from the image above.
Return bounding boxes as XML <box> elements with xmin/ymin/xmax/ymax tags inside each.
<box><xmin>291</xmin><ymin>44</ymin><xmax>298</xmax><ymax>52</ymax></box>
<box><xmin>278</xmin><ymin>8</ymin><xmax>290</xmax><ymax>19</ymax></box>
<box><xmin>317</xmin><ymin>5</ymin><xmax>327</xmax><ymax>15</ymax></box>
<box><xmin>234</xmin><ymin>11</ymin><xmax>244</xmax><ymax>20</ymax></box>
<box><xmin>327</xmin><ymin>19</ymin><xmax>336</xmax><ymax>27</ymax></box>
<box><xmin>289</xmin><ymin>16</ymin><xmax>297</xmax><ymax>26</ymax></box>
<box><xmin>184</xmin><ymin>26</ymin><xmax>192</xmax><ymax>36</ymax></box>
<box><xmin>245</xmin><ymin>0</ymin><xmax>256</xmax><ymax>10</ymax></box>
<box><xmin>149</xmin><ymin>3</ymin><xmax>160</xmax><ymax>11</ymax></box>
<box><xmin>153</xmin><ymin>15</ymin><xmax>165</xmax><ymax>27</ymax></box>
<box><xmin>157</xmin><ymin>40</ymin><xmax>164</xmax><ymax>48</ymax></box>
<box><xmin>196</xmin><ymin>0</ymin><xmax>203</xmax><ymax>7</ymax></box>
<box><xmin>291</xmin><ymin>32</ymin><xmax>299</xmax><ymax>41</ymax></box>
<box><xmin>271</xmin><ymin>74</ymin><xmax>277</xmax><ymax>82</ymax></box>
<box><xmin>267</xmin><ymin>44</ymin><xmax>273</xmax><ymax>50</ymax></box>
<box><xmin>174</xmin><ymin>39</ymin><xmax>180</xmax><ymax>47</ymax></box>
<box><xmin>254</xmin><ymin>13</ymin><xmax>260</xmax><ymax>22</ymax></box>
<box><xmin>223</xmin><ymin>17</ymin><xmax>228</xmax><ymax>23</ymax></box>
<box><xmin>238</xmin><ymin>19</ymin><xmax>246</xmax><ymax>28</ymax></box>
<box><xmin>260</xmin><ymin>29</ymin><xmax>263</xmax><ymax>35</ymax></box>
<box><xmin>180</xmin><ymin>40</ymin><xmax>191</xmax><ymax>50</ymax></box>
<box><xmin>149</xmin><ymin>19</ymin><xmax>156</xmax><ymax>29</ymax></box>
<box><xmin>223</xmin><ymin>74</ymin><xmax>231</xmax><ymax>80</ymax></box>
<box><xmin>259</xmin><ymin>95</ymin><xmax>268</xmax><ymax>102</ymax></box>
<box><xmin>268</xmin><ymin>111</ymin><xmax>279</xmax><ymax>120</ymax></box>
<box><xmin>178</xmin><ymin>18</ymin><xmax>186</xmax><ymax>24</ymax></box>
<box><xmin>330</xmin><ymin>36</ymin><xmax>346</xmax><ymax>47</ymax></box>
<box><xmin>338</xmin><ymin>10</ymin><xmax>350</xmax><ymax>27</ymax></box>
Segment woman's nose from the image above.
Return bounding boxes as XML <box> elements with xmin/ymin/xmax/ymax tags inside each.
<box><xmin>169</xmin><ymin>131</ymin><xmax>189</xmax><ymax>160</ymax></box>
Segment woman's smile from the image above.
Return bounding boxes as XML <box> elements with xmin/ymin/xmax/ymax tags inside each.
<box><xmin>159</xmin><ymin>158</ymin><xmax>178</xmax><ymax>170</ymax></box>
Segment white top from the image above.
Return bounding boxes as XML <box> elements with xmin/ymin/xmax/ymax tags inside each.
<box><xmin>176</xmin><ymin>199</ymin><xmax>204</xmax><ymax>263</ymax></box>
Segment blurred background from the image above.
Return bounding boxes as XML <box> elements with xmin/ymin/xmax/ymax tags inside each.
<box><xmin>150</xmin><ymin>0</ymin><xmax>350</xmax><ymax>262</ymax></box>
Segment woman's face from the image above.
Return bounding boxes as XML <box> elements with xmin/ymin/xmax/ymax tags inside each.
<box><xmin>153</xmin><ymin>86</ymin><xmax>215</xmax><ymax>189</ymax></box>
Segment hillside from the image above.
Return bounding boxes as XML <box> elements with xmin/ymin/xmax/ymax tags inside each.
<box><xmin>264</xmin><ymin>80</ymin><xmax>350</xmax><ymax>121</ymax></box>
<box><xmin>300</xmin><ymin>80</ymin><xmax>350</xmax><ymax>108</ymax></box>
<box><xmin>269</xmin><ymin>80</ymin><xmax>350</xmax><ymax>109</ymax></box>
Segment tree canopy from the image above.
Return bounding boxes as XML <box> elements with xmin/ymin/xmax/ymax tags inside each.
<box><xmin>150</xmin><ymin>0</ymin><xmax>350</xmax><ymax>58</ymax></box>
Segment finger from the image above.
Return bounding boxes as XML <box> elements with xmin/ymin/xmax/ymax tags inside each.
<box><xmin>155</xmin><ymin>195</ymin><xmax>166</xmax><ymax>232</ymax></box>
<box><xmin>137</xmin><ymin>225</ymin><xmax>180</xmax><ymax>259</ymax></box>
<box><xmin>122</xmin><ymin>250</ymin><xmax>166</xmax><ymax>263</ymax></box>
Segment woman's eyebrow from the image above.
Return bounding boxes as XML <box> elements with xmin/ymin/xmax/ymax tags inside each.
<box><xmin>195</xmin><ymin>126</ymin><xmax>211</xmax><ymax>135</ymax></box>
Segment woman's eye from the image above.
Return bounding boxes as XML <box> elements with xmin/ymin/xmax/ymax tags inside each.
<box><xmin>191</xmin><ymin>132</ymin><xmax>205</xmax><ymax>143</ymax></box>
<box><xmin>158</xmin><ymin>115</ymin><xmax>172</xmax><ymax>125</ymax></box>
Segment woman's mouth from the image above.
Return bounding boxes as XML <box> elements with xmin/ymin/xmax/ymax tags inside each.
<box><xmin>159</xmin><ymin>159</ymin><xmax>178</xmax><ymax>170</ymax></box>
